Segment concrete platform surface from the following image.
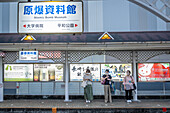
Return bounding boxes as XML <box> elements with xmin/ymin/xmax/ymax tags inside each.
<box><xmin>0</xmin><ymin>99</ymin><xmax>170</xmax><ymax>109</ymax></box>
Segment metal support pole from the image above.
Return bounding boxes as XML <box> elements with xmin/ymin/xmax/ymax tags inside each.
<box><xmin>0</xmin><ymin>57</ymin><xmax>3</xmax><ymax>102</ymax></box>
<box><xmin>166</xmin><ymin>6</ymin><xmax>170</xmax><ymax>30</ymax></box>
<box><xmin>64</xmin><ymin>51</ymin><xmax>71</xmax><ymax>102</ymax></box>
<box><xmin>132</xmin><ymin>51</ymin><xmax>140</xmax><ymax>102</ymax></box>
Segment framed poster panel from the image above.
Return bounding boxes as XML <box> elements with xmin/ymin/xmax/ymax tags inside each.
<box><xmin>70</xmin><ymin>64</ymin><xmax>100</xmax><ymax>81</ymax></box>
<box><xmin>101</xmin><ymin>64</ymin><xmax>132</xmax><ymax>82</ymax></box>
<box><xmin>138</xmin><ymin>63</ymin><xmax>170</xmax><ymax>82</ymax></box>
<box><xmin>34</xmin><ymin>64</ymin><xmax>64</xmax><ymax>81</ymax></box>
<box><xmin>4</xmin><ymin>64</ymin><xmax>33</xmax><ymax>81</ymax></box>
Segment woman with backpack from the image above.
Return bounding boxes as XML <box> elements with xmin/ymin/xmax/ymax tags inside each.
<box><xmin>102</xmin><ymin>69</ymin><xmax>112</xmax><ymax>103</ymax></box>
<box><xmin>123</xmin><ymin>70</ymin><xmax>135</xmax><ymax>103</ymax></box>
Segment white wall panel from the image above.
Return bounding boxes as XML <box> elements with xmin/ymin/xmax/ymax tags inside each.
<box><xmin>9</xmin><ymin>2</ymin><xmax>17</xmax><ymax>33</ymax></box>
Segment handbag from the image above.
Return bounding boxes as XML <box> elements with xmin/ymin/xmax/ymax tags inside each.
<box><xmin>81</xmin><ymin>81</ymin><xmax>87</xmax><ymax>88</ymax></box>
<box><xmin>132</xmin><ymin>83</ymin><xmax>136</xmax><ymax>90</ymax></box>
<box><xmin>101</xmin><ymin>79</ymin><xmax>105</xmax><ymax>85</ymax></box>
<box><xmin>130</xmin><ymin>76</ymin><xmax>136</xmax><ymax>90</ymax></box>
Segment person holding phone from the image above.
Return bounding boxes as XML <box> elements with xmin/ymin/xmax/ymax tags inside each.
<box><xmin>83</xmin><ymin>69</ymin><xmax>93</xmax><ymax>103</ymax></box>
<box><xmin>123</xmin><ymin>70</ymin><xmax>134</xmax><ymax>103</ymax></box>
<box><xmin>102</xmin><ymin>69</ymin><xmax>112</xmax><ymax>103</ymax></box>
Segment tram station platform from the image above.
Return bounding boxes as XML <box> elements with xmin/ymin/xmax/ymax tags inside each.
<box><xmin>0</xmin><ymin>99</ymin><xmax>170</xmax><ymax>113</ymax></box>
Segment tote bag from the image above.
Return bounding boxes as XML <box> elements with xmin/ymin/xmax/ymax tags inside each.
<box><xmin>81</xmin><ymin>81</ymin><xmax>87</xmax><ymax>88</ymax></box>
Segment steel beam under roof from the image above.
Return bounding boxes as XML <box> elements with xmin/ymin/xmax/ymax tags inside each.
<box><xmin>0</xmin><ymin>42</ymin><xmax>170</xmax><ymax>51</ymax></box>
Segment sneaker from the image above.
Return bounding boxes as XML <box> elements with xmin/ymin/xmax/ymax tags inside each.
<box><xmin>86</xmin><ymin>100</ymin><xmax>88</xmax><ymax>103</ymax></box>
<box><xmin>129</xmin><ymin>100</ymin><xmax>132</xmax><ymax>103</ymax></box>
<box><xmin>127</xmin><ymin>100</ymin><xmax>130</xmax><ymax>103</ymax></box>
<box><xmin>88</xmin><ymin>100</ymin><xmax>91</xmax><ymax>103</ymax></box>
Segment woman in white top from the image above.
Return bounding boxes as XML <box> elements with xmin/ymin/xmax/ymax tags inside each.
<box><xmin>83</xmin><ymin>69</ymin><xmax>93</xmax><ymax>103</ymax></box>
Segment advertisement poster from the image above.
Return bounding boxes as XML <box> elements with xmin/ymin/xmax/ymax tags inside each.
<box><xmin>138</xmin><ymin>63</ymin><xmax>170</xmax><ymax>81</ymax></box>
<box><xmin>34</xmin><ymin>64</ymin><xmax>63</xmax><ymax>81</ymax></box>
<box><xmin>18</xmin><ymin>2</ymin><xmax>83</xmax><ymax>33</ymax></box>
<box><xmin>70</xmin><ymin>64</ymin><xmax>100</xmax><ymax>81</ymax></box>
<box><xmin>101</xmin><ymin>64</ymin><xmax>132</xmax><ymax>82</ymax></box>
<box><xmin>4</xmin><ymin>64</ymin><xmax>33</xmax><ymax>81</ymax></box>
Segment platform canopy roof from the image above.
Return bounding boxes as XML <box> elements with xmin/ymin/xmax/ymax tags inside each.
<box><xmin>0</xmin><ymin>31</ymin><xmax>169</xmax><ymax>43</ymax></box>
<box><xmin>0</xmin><ymin>31</ymin><xmax>169</xmax><ymax>51</ymax></box>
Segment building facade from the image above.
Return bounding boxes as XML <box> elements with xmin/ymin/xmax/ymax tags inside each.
<box><xmin>0</xmin><ymin>0</ymin><xmax>170</xmax><ymax>102</ymax></box>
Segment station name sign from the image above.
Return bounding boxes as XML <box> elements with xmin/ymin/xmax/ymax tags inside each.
<box><xmin>18</xmin><ymin>2</ymin><xmax>83</xmax><ymax>33</ymax></box>
<box><xmin>19</xmin><ymin>51</ymin><xmax>38</xmax><ymax>60</ymax></box>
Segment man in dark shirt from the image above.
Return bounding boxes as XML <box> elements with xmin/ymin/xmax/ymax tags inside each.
<box><xmin>102</xmin><ymin>69</ymin><xmax>112</xmax><ymax>103</ymax></box>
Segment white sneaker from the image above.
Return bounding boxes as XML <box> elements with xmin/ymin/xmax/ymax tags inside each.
<box><xmin>129</xmin><ymin>100</ymin><xmax>132</xmax><ymax>103</ymax></box>
<box><xmin>88</xmin><ymin>100</ymin><xmax>91</xmax><ymax>103</ymax></box>
<box><xmin>127</xmin><ymin>100</ymin><xmax>130</xmax><ymax>103</ymax></box>
<box><xmin>86</xmin><ymin>100</ymin><xmax>88</xmax><ymax>103</ymax></box>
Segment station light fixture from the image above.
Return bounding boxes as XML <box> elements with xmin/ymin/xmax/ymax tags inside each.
<box><xmin>98</xmin><ymin>32</ymin><xmax>114</xmax><ymax>40</ymax></box>
<box><xmin>21</xmin><ymin>34</ymin><xmax>36</xmax><ymax>41</ymax></box>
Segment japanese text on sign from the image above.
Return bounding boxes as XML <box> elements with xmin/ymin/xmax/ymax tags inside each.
<box><xmin>18</xmin><ymin>2</ymin><xmax>83</xmax><ymax>33</ymax></box>
<box><xmin>24</xmin><ymin>5</ymin><xmax>76</xmax><ymax>15</ymax></box>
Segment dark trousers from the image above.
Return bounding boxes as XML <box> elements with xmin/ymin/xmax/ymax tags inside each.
<box><xmin>84</xmin><ymin>85</ymin><xmax>93</xmax><ymax>101</ymax></box>
<box><xmin>125</xmin><ymin>90</ymin><xmax>132</xmax><ymax>100</ymax></box>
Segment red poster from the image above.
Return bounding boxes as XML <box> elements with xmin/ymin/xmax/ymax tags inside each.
<box><xmin>138</xmin><ymin>63</ymin><xmax>170</xmax><ymax>81</ymax></box>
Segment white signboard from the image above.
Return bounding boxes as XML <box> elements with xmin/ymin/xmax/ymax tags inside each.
<box><xmin>19</xmin><ymin>51</ymin><xmax>38</xmax><ymax>60</ymax></box>
<box><xmin>18</xmin><ymin>2</ymin><xmax>83</xmax><ymax>33</ymax></box>
<box><xmin>34</xmin><ymin>64</ymin><xmax>63</xmax><ymax>81</ymax></box>
<box><xmin>70</xmin><ymin>64</ymin><xmax>100</xmax><ymax>81</ymax></box>
<box><xmin>4</xmin><ymin>64</ymin><xmax>34</xmax><ymax>81</ymax></box>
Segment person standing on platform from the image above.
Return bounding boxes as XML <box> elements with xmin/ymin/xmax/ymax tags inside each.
<box><xmin>123</xmin><ymin>70</ymin><xmax>134</xmax><ymax>103</ymax></box>
<box><xmin>102</xmin><ymin>69</ymin><xmax>112</xmax><ymax>103</ymax></box>
<box><xmin>83</xmin><ymin>69</ymin><xmax>93</xmax><ymax>103</ymax></box>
